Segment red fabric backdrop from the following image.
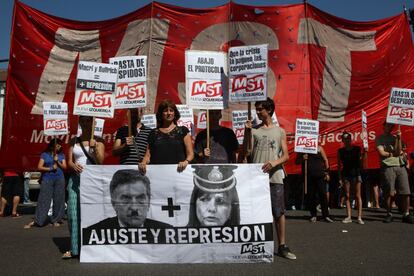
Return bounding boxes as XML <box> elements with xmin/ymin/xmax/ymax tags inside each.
<box><xmin>2</xmin><ymin>1</ymin><xmax>414</xmax><ymax>173</ymax></box>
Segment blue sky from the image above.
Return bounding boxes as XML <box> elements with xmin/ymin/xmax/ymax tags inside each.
<box><xmin>1</xmin><ymin>0</ymin><xmax>413</xmax><ymax>69</ymax></box>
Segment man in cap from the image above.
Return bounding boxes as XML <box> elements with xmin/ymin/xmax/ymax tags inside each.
<box><xmin>376</xmin><ymin>122</ymin><xmax>413</xmax><ymax>223</ymax></box>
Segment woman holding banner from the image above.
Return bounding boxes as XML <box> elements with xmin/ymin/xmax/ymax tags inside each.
<box><xmin>24</xmin><ymin>138</ymin><xmax>67</xmax><ymax>228</ymax></box>
<box><xmin>62</xmin><ymin>116</ymin><xmax>105</xmax><ymax>259</ymax></box>
<box><xmin>139</xmin><ymin>99</ymin><xmax>193</xmax><ymax>173</ymax></box>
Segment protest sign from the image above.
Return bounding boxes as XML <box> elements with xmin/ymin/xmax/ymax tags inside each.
<box><xmin>362</xmin><ymin>110</ymin><xmax>368</xmax><ymax>150</ymax></box>
<box><xmin>386</xmin><ymin>87</ymin><xmax>414</xmax><ymax>126</ymax></box>
<box><xmin>177</xmin><ymin>105</ymin><xmax>194</xmax><ymax>133</ymax></box>
<box><xmin>232</xmin><ymin>110</ymin><xmax>249</xmax><ymax>145</ymax></box>
<box><xmin>80</xmin><ymin>164</ymin><xmax>273</xmax><ymax>263</ymax></box>
<box><xmin>185</xmin><ymin>51</ymin><xmax>226</xmax><ymax>110</ymax></box>
<box><xmin>42</xmin><ymin>102</ymin><xmax>68</xmax><ymax>136</ymax></box>
<box><xmin>141</xmin><ymin>114</ymin><xmax>157</xmax><ymax>129</ymax></box>
<box><xmin>294</xmin><ymin>119</ymin><xmax>319</xmax><ymax>154</ymax></box>
<box><xmin>73</xmin><ymin>61</ymin><xmax>118</xmax><ymax>118</ymax></box>
<box><xmin>109</xmin><ymin>56</ymin><xmax>147</xmax><ymax>109</ymax></box>
<box><xmin>229</xmin><ymin>44</ymin><xmax>268</xmax><ymax>103</ymax></box>
<box><xmin>197</xmin><ymin>111</ymin><xmax>207</xmax><ymax>129</ymax></box>
<box><xmin>77</xmin><ymin>118</ymin><xmax>105</xmax><ymax>138</ymax></box>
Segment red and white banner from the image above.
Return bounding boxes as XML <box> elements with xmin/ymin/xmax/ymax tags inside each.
<box><xmin>294</xmin><ymin>119</ymin><xmax>319</xmax><ymax>154</ymax></box>
<box><xmin>185</xmin><ymin>50</ymin><xmax>226</xmax><ymax>110</ymax></box>
<box><xmin>43</xmin><ymin>102</ymin><xmax>68</xmax><ymax>136</ymax></box>
<box><xmin>109</xmin><ymin>56</ymin><xmax>147</xmax><ymax>109</ymax></box>
<box><xmin>2</xmin><ymin>1</ymin><xmax>414</xmax><ymax>172</ymax></box>
<box><xmin>73</xmin><ymin>61</ymin><xmax>118</xmax><ymax>118</ymax></box>
<box><xmin>177</xmin><ymin>105</ymin><xmax>194</xmax><ymax>133</ymax></box>
<box><xmin>386</xmin><ymin>87</ymin><xmax>414</xmax><ymax>126</ymax></box>
<box><xmin>229</xmin><ymin>44</ymin><xmax>268</xmax><ymax>103</ymax></box>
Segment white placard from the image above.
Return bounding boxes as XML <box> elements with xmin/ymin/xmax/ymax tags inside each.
<box><xmin>80</xmin><ymin>164</ymin><xmax>273</xmax><ymax>263</ymax></box>
<box><xmin>361</xmin><ymin>110</ymin><xmax>368</xmax><ymax>150</ymax></box>
<box><xmin>176</xmin><ymin>104</ymin><xmax>194</xmax><ymax>132</ymax></box>
<box><xmin>141</xmin><ymin>114</ymin><xmax>157</xmax><ymax>129</ymax></box>
<box><xmin>197</xmin><ymin>111</ymin><xmax>207</xmax><ymax>129</ymax></box>
<box><xmin>77</xmin><ymin>118</ymin><xmax>105</xmax><ymax>138</ymax></box>
<box><xmin>232</xmin><ymin>110</ymin><xmax>249</xmax><ymax>145</ymax></box>
<box><xmin>185</xmin><ymin>50</ymin><xmax>227</xmax><ymax>110</ymax></box>
<box><xmin>42</xmin><ymin>102</ymin><xmax>68</xmax><ymax>136</ymax></box>
<box><xmin>386</xmin><ymin>87</ymin><xmax>414</xmax><ymax>126</ymax></box>
<box><xmin>110</xmin><ymin>56</ymin><xmax>147</xmax><ymax>109</ymax></box>
<box><xmin>294</xmin><ymin>119</ymin><xmax>319</xmax><ymax>154</ymax></box>
<box><xmin>73</xmin><ymin>61</ymin><xmax>118</xmax><ymax>118</ymax></box>
<box><xmin>229</xmin><ymin>44</ymin><xmax>268</xmax><ymax>103</ymax></box>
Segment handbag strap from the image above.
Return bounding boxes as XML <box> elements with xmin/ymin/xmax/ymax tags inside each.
<box><xmin>77</xmin><ymin>137</ymin><xmax>96</xmax><ymax>165</ymax></box>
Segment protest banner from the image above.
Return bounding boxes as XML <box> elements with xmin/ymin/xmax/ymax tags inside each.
<box><xmin>73</xmin><ymin>61</ymin><xmax>118</xmax><ymax>118</ymax></box>
<box><xmin>386</xmin><ymin>87</ymin><xmax>414</xmax><ymax>126</ymax></box>
<box><xmin>42</xmin><ymin>102</ymin><xmax>68</xmax><ymax>136</ymax></box>
<box><xmin>109</xmin><ymin>56</ymin><xmax>147</xmax><ymax>109</ymax></box>
<box><xmin>185</xmin><ymin>50</ymin><xmax>226</xmax><ymax>110</ymax></box>
<box><xmin>294</xmin><ymin>119</ymin><xmax>319</xmax><ymax>154</ymax></box>
<box><xmin>141</xmin><ymin>114</ymin><xmax>157</xmax><ymax>129</ymax></box>
<box><xmin>229</xmin><ymin>44</ymin><xmax>268</xmax><ymax>103</ymax></box>
<box><xmin>362</xmin><ymin>110</ymin><xmax>368</xmax><ymax>150</ymax></box>
<box><xmin>177</xmin><ymin>105</ymin><xmax>194</xmax><ymax>133</ymax></box>
<box><xmin>80</xmin><ymin>164</ymin><xmax>273</xmax><ymax>263</ymax></box>
<box><xmin>77</xmin><ymin>118</ymin><xmax>105</xmax><ymax>138</ymax></box>
<box><xmin>232</xmin><ymin>110</ymin><xmax>249</xmax><ymax>145</ymax></box>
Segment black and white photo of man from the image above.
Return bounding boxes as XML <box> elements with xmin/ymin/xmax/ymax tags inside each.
<box><xmin>86</xmin><ymin>169</ymin><xmax>170</xmax><ymax>229</ymax></box>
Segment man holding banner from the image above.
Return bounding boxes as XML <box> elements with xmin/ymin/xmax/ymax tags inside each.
<box><xmin>376</xmin><ymin>122</ymin><xmax>414</xmax><ymax>224</ymax></box>
<box><xmin>244</xmin><ymin>97</ymin><xmax>296</xmax><ymax>260</ymax></box>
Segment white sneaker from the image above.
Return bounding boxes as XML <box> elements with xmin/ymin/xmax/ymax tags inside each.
<box><xmin>357</xmin><ymin>218</ymin><xmax>365</xmax><ymax>225</ymax></box>
<box><xmin>342</xmin><ymin>217</ymin><xmax>352</xmax><ymax>224</ymax></box>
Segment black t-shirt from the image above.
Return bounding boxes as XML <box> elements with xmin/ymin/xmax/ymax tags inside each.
<box><xmin>302</xmin><ymin>151</ymin><xmax>326</xmax><ymax>178</ymax></box>
<box><xmin>338</xmin><ymin>146</ymin><xmax>361</xmax><ymax>177</ymax></box>
<box><xmin>148</xmin><ymin>126</ymin><xmax>189</xmax><ymax>164</ymax></box>
<box><xmin>194</xmin><ymin>127</ymin><xmax>239</xmax><ymax>163</ymax></box>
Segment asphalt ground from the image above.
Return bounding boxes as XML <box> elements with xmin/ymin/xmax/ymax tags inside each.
<box><xmin>1</xmin><ymin>207</ymin><xmax>413</xmax><ymax>276</ymax></box>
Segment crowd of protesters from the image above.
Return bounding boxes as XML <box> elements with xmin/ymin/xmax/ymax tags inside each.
<box><xmin>0</xmin><ymin>98</ymin><xmax>413</xmax><ymax>261</ymax></box>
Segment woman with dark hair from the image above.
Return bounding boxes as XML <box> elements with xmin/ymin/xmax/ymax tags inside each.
<box><xmin>24</xmin><ymin>138</ymin><xmax>67</xmax><ymax>228</ymax></box>
<box><xmin>62</xmin><ymin>116</ymin><xmax>105</xmax><ymax>259</ymax></box>
<box><xmin>139</xmin><ymin>99</ymin><xmax>194</xmax><ymax>173</ymax></box>
<box><xmin>188</xmin><ymin>165</ymin><xmax>240</xmax><ymax>227</ymax></box>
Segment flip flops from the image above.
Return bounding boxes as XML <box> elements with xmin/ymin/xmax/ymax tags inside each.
<box><xmin>24</xmin><ymin>221</ymin><xmax>36</xmax><ymax>229</ymax></box>
<box><xmin>11</xmin><ymin>213</ymin><xmax>21</xmax><ymax>218</ymax></box>
<box><xmin>61</xmin><ymin>251</ymin><xmax>73</xmax><ymax>259</ymax></box>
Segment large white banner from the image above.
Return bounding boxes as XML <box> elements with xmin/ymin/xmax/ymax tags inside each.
<box><xmin>294</xmin><ymin>118</ymin><xmax>319</xmax><ymax>154</ymax></box>
<box><xmin>80</xmin><ymin>164</ymin><xmax>273</xmax><ymax>263</ymax></box>
<box><xmin>229</xmin><ymin>44</ymin><xmax>268</xmax><ymax>103</ymax></box>
<box><xmin>185</xmin><ymin>50</ymin><xmax>227</xmax><ymax>110</ymax></box>
<box><xmin>42</xmin><ymin>102</ymin><xmax>68</xmax><ymax>136</ymax></box>
<box><xmin>386</xmin><ymin>87</ymin><xmax>414</xmax><ymax>126</ymax></box>
<box><xmin>110</xmin><ymin>56</ymin><xmax>147</xmax><ymax>109</ymax></box>
<box><xmin>73</xmin><ymin>61</ymin><xmax>118</xmax><ymax>118</ymax></box>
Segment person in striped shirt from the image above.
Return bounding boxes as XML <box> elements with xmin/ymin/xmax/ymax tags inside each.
<box><xmin>113</xmin><ymin>108</ymin><xmax>152</xmax><ymax>165</ymax></box>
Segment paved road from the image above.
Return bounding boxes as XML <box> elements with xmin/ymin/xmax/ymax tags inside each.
<box><xmin>1</xmin><ymin>207</ymin><xmax>413</xmax><ymax>276</ymax></box>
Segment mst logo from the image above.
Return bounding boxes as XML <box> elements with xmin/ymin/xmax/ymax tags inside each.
<box><xmin>116</xmin><ymin>82</ymin><xmax>145</xmax><ymax>100</ymax></box>
<box><xmin>389</xmin><ymin>106</ymin><xmax>414</xmax><ymax>119</ymax></box>
<box><xmin>240</xmin><ymin>243</ymin><xmax>265</xmax><ymax>254</ymax></box>
<box><xmin>77</xmin><ymin>90</ymin><xmax>112</xmax><ymax>108</ymax></box>
<box><xmin>231</xmin><ymin>74</ymin><xmax>265</xmax><ymax>93</ymax></box>
<box><xmin>45</xmin><ymin>119</ymin><xmax>67</xmax><ymax>130</ymax></box>
<box><xmin>296</xmin><ymin>136</ymin><xmax>317</xmax><ymax>147</ymax></box>
<box><xmin>191</xmin><ymin>81</ymin><xmax>222</xmax><ymax>97</ymax></box>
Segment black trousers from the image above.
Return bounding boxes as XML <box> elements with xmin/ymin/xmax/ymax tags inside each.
<box><xmin>307</xmin><ymin>175</ymin><xmax>329</xmax><ymax>218</ymax></box>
